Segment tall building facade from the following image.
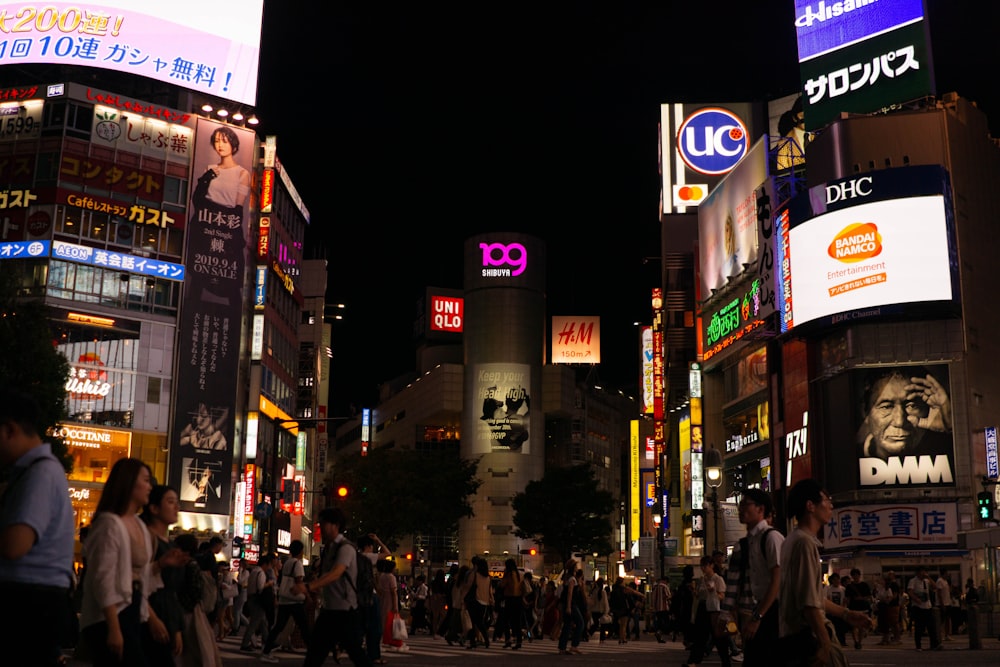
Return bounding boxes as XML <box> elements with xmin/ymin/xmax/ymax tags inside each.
<box><xmin>459</xmin><ymin>233</ymin><xmax>547</xmax><ymax>560</ymax></box>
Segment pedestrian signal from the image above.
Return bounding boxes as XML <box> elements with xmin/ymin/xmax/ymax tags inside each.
<box><xmin>977</xmin><ymin>491</ymin><xmax>992</xmax><ymax>520</ymax></box>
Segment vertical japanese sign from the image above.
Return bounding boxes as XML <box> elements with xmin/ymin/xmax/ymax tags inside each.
<box><xmin>169</xmin><ymin>118</ymin><xmax>254</xmax><ymax>515</ymax></box>
<box><xmin>986</xmin><ymin>426</ymin><xmax>999</xmax><ymax>480</ymax></box>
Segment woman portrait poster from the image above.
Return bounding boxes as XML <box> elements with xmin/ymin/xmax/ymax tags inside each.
<box><xmin>169</xmin><ymin>118</ymin><xmax>256</xmax><ymax>515</ymax></box>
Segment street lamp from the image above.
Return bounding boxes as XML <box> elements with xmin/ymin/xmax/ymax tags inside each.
<box><xmin>704</xmin><ymin>446</ymin><xmax>723</xmax><ymax>554</ymax></box>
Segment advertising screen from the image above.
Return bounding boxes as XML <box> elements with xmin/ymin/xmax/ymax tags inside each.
<box><xmin>698</xmin><ymin>136</ymin><xmax>768</xmax><ymax>297</ymax></box>
<box><xmin>470</xmin><ymin>363</ymin><xmax>533</xmax><ymax>455</ymax></box>
<box><xmin>792</xmin><ymin>0</ymin><xmax>932</xmax><ymax>131</ymax></box>
<box><xmin>0</xmin><ymin>2</ymin><xmax>264</xmax><ymax>105</ymax></box>
<box><xmin>851</xmin><ymin>364</ymin><xmax>955</xmax><ymax>488</ymax></box>
<box><xmin>777</xmin><ymin>166</ymin><xmax>956</xmax><ymax>332</ymax></box>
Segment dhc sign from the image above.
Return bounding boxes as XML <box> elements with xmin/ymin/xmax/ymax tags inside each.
<box><xmin>677</xmin><ymin>107</ymin><xmax>749</xmax><ymax>176</ymax></box>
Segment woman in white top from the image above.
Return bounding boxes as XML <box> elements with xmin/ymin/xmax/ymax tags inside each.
<box><xmin>80</xmin><ymin>458</ymin><xmax>161</xmax><ymax>666</ymax></box>
<box><xmin>682</xmin><ymin>555</ymin><xmax>731</xmax><ymax>667</ymax></box>
<box><xmin>192</xmin><ymin>126</ymin><xmax>251</xmax><ymax>214</ymax></box>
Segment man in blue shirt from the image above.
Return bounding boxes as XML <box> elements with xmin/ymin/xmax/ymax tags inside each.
<box><xmin>0</xmin><ymin>389</ymin><xmax>76</xmax><ymax>666</ymax></box>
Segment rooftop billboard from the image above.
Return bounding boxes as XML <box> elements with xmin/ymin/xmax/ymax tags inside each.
<box><xmin>792</xmin><ymin>0</ymin><xmax>933</xmax><ymax>131</ymax></box>
<box><xmin>0</xmin><ymin>2</ymin><xmax>264</xmax><ymax>105</ymax></box>
<box><xmin>660</xmin><ymin>102</ymin><xmax>756</xmax><ymax>214</ymax></box>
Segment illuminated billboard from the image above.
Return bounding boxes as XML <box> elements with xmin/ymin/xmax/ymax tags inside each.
<box><xmin>660</xmin><ymin>102</ymin><xmax>756</xmax><ymax>214</ymax></box>
<box><xmin>420</xmin><ymin>287</ymin><xmax>464</xmax><ymax>341</ymax></box>
<box><xmin>470</xmin><ymin>362</ymin><xmax>532</xmax><ymax>454</ymax></box>
<box><xmin>853</xmin><ymin>364</ymin><xmax>955</xmax><ymax>488</ymax></box>
<box><xmin>169</xmin><ymin>118</ymin><xmax>256</xmax><ymax>516</ymax></box>
<box><xmin>793</xmin><ymin>0</ymin><xmax>932</xmax><ymax>130</ymax></box>
<box><xmin>776</xmin><ymin>165</ymin><xmax>957</xmax><ymax>332</ymax></box>
<box><xmin>698</xmin><ymin>136</ymin><xmax>768</xmax><ymax>297</ymax></box>
<box><xmin>0</xmin><ymin>2</ymin><xmax>264</xmax><ymax>105</ymax></box>
<box><xmin>552</xmin><ymin>316</ymin><xmax>600</xmax><ymax>364</ymax></box>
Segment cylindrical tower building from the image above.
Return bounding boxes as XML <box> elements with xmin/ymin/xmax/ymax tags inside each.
<box><xmin>459</xmin><ymin>233</ymin><xmax>546</xmax><ymax>564</ymax></box>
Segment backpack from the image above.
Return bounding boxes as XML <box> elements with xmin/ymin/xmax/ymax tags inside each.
<box><xmin>353</xmin><ymin>550</ymin><xmax>376</xmax><ymax>608</ymax></box>
<box><xmin>326</xmin><ymin>540</ymin><xmax>376</xmax><ymax>608</ymax></box>
<box><xmin>736</xmin><ymin>526</ymin><xmax>779</xmax><ymax>610</ymax></box>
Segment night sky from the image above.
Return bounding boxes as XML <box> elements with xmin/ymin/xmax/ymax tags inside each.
<box><xmin>252</xmin><ymin>1</ymin><xmax>1000</xmax><ymax>415</ymax></box>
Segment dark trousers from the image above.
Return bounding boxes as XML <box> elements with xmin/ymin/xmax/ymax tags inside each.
<box><xmin>504</xmin><ymin>596</ymin><xmax>524</xmax><ymax>645</ymax></box>
<box><xmin>686</xmin><ymin>604</ymin><xmax>731</xmax><ymax>667</ymax></box>
<box><xmin>911</xmin><ymin>605</ymin><xmax>939</xmax><ymax>649</ymax></box>
<box><xmin>467</xmin><ymin>599</ymin><xmax>491</xmax><ymax>646</ymax></box>
<box><xmin>0</xmin><ymin>582</ymin><xmax>75</xmax><ymax>667</ymax></box>
<box><xmin>743</xmin><ymin>605</ymin><xmax>778</xmax><ymax>667</ymax></box>
<box><xmin>558</xmin><ymin>605</ymin><xmax>585</xmax><ymax>650</ymax></box>
<box><xmin>262</xmin><ymin>602</ymin><xmax>310</xmax><ymax>655</ymax></box>
<box><xmin>83</xmin><ymin>593</ymin><xmax>148</xmax><ymax>667</ymax></box>
<box><xmin>305</xmin><ymin>608</ymin><xmax>371</xmax><ymax>667</ymax></box>
<box><xmin>364</xmin><ymin>596</ymin><xmax>382</xmax><ymax>662</ymax></box>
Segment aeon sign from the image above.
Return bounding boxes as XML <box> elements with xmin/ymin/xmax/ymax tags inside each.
<box><xmin>677</xmin><ymin>107</ymin><xmax>749</xmax><ymax>176</ymax></box>
<box><xmin>480</xmin><ymin>242</ymin><xmax>527</xmax><ymax>277</ymax></box>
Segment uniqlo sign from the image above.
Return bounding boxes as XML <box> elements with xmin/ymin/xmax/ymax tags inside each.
<box><xmin>430</xmin><ymin>295</ymin><xmax>463</xmax><ymax>332</ymax></box>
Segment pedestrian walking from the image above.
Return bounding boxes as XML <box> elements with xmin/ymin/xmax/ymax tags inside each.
<box><xmin>682</xmin><ymin>555</ymin><xmax>731</xmax><ymax>667</ymax></box>
<box><xmin>501</xmin><ymin>557</ymin><xmax>525</xmax><ymax>648</ymax></box>
<box><xmin>239</xmin><ymin>554</ymin><xmax>274</xmax><ymax>652</ymax></box>
<box><xmin>733</xmin><ymin>489</ymin><xmax>783</xmax><ymax>667</ymax></box>
<box><xmin>303</xmin><ymin>507</ymin><xmax>372</xmax><ymax>666</ymax></box>
<box><xmin>464</xmin><ymin>556</ymin><xmax>494</xmax><ymax>649</ymax></box>
<box><xmin>79</xmin><ymin>458</ymin><xmax>164</xmax><ymax>666</ymax></box>
<box><xmin>140</xmin><ymin>485</ymin><xmax>188</xmax><ymax>666</ymax></box>
<box><xmin>557</xmin><ymin>558</ymin><xmax>585</xmax><ymax>654</ymax></box>
<box><xmin>778</xmin><ymin>480</ymin><xmax>869</xmax><ymax>667</ymax></box>
<box><xmin>651</xmin><ymin>574</ymin><xmax>672</xmax><ymax>642</ymax></box>
<box><xmin>0</xmin><ymin>389</ymin><xmax>77</xmax><ymax>666</ymax></box>
<box><xmin>260</xmin><ymin>539</ymin><xmax>310</xmax><ymax>662</ymax></box>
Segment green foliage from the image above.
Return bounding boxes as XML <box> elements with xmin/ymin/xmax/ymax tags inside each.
<box><xmin>511</xmin><ymin>463</ymin><xmax>615</xmax><ymax>563</ymax></box>
<box><xmin>326</xmin><ymin>447</ymin><xmax>482</xmax><ymax>550</ymax></box>
<box><xmin>0</xmin><ymin>268</ymin><xmax>71</xmax><ymax>471</ymax></box>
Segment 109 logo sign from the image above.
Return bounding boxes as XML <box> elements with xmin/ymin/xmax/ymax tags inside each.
<box><xmin>480</xmin><ymin>242</ymin><xmax>527</xmax><ymax>277</ymax></box>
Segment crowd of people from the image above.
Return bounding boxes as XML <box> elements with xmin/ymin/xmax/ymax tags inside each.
<box><xmin>0</xmin><ymin>388</ymin><xmax>991</xmax><ymax>667</ymax></box>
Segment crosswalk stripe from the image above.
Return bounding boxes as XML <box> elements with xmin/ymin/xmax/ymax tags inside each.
<box><xmin>218</xmin><ymin>630</ymin><xmax>688</xmax><ymax>661</ymax></box>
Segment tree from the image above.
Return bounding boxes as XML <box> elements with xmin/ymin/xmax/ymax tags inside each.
<box><xmin>511</xmin><ymin>463</ymin><xmax>615</xmax><ymax>564</ymax></box>
<box><xmin>326</xmin><ymin>447</ymin><xmax>482</xmax><ymax>550</ymax></box>
<box><xmin>0</xmin><ymin>268</ymin><xmax>71</xmax><ymax>470</ymax></box>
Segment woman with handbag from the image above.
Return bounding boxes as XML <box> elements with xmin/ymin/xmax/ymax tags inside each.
<box><xmin>377</xmin><ymin>558</ymin><xmax>408</xmax><ymax>651</ymax></box>
<box><xmin>682</xmin><ymin>556</ymin><xmax>731</xmax><ymax>667</ymax></box>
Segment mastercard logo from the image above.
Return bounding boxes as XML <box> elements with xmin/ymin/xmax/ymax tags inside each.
<box><xmin>673</xmin><ymin>183</ymin><xmax>708</xmax><ymax>206</ymax></box>
<box><xmin>828</xmin><ymin>222</ymin><xmax>882</xmax><ymax>263</ymax></box>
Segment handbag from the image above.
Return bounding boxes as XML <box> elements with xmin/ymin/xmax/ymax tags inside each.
<box><xmin>392</xmin><ymin>612</ymin><xmax>409</xmax><ymax>641</ymax></box>
<box><xmin>599</xmin><ymin>613</ymin><xmax>613</xmax><ymax>625</ymax></box>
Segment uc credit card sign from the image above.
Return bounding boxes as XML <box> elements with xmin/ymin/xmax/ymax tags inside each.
<box><xmin>677</xmin><ymin>107</ymin><xmax>749</xmax><ymax>176</ymax></box>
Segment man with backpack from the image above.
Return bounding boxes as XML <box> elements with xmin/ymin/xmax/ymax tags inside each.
<box><xmin>304</xmin><ymin>507</ymin><xmax>372</xmax><ymax>666</ymax></box>
<box><xmin>727</xmin><ymin>489</ymin><xmax>784</xmax><ymax>667</ymax></box>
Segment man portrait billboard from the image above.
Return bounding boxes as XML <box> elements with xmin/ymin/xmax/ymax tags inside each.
<box><xmin>854</xmin><ymin>364</ymin><xmax>954</xmax><ymax>488</ymax></box>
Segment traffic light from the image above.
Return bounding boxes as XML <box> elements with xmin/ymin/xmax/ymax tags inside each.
<box><xmin>529</xmin><ymin>548</ymin><xmax>537</xmax><ymax>556</ymax></box>
<box><xmin>337</xmin><ymin>485</ymin><xmax>349</xmax><ymax>498</ymax></box>
<box><xmin>978</xmin><ymin>491</ymin><xmax>993</xmax><ymax>520</ymax></box>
